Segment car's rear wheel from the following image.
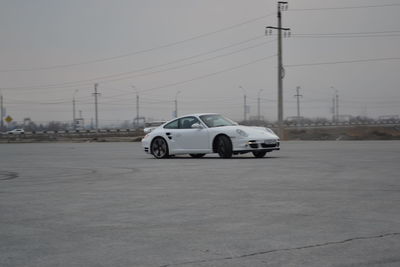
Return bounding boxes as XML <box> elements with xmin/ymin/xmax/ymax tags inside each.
<box><xmin>189</xmin><ymin>154</ymin><xmax>206</xmax><ymax>158</ymax></box>
<box><xmin>217</xmin><ymin>135</ymin><xmax>232</xmax><ymax>158</ymax></box>
<box><xmin>252</xmin><ymin>151</ymin><xmax>267</xmax><ymax>158</ymax></box>
<box><xmin>151</xmin><ymin>137</ymin><xmax>169</xmax><ymax>159</ymax></box>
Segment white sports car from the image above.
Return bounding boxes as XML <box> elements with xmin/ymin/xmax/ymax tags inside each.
<box><xmin>141</xmin><ymin>113</ymin><xmax>280</xmax><ymax>158</ymax></box>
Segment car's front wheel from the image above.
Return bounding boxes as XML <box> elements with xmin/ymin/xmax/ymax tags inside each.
<box><xmin>151</xmin><ymin>137</ymin><xmax>169</xmax><ymax>159</ymax></box>
<box><xmin>189</xmin><ymin>154</ymin><xmax>206</xmax><ymax>158</ymax></box>
<box><xmin>252</xmin><ymin>151</ymin><xmax>267</xmax><ymax>158</ymax></box>
<box><xmin>216</xmin><ymin>135</ymin><xmax>232</xmax><ymax>158</ymax></box>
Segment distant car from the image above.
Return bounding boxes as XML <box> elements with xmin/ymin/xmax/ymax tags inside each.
<box><xmin>142</xmin><ymin>113</ymin><xmax>280</xmax><ymax>158</ymax></box>
<box><xmin>7</xmin><ymin>129</ymin><xmax>25</xmax><ymax>135</ymax></box>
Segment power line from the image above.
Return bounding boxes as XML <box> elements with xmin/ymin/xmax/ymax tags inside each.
<box><xmin>294</xmin><ymin>30</ymin><xmax>400</xmax><ymax>36</ymax></box>
<box><xmin>10</xmin><ymin>54</ymin><xmax>399</xmax><ymax>105</ymax></box>
<box><xmin>4</xmin><ymin>54</ymin><xmax>400</xmax><ymax>102</ymax></box>
<box><xmin>95</xmin><ymin>40</ymin><xmax>273</xmax><ymax>86</ymax></box>
<box><xmin>3</xmin><ymin>28</ymin><xmax>399</xmax><ymax>91</ymax></box>
<box><xmin>2</xmin><ymin>38</ymin><xmax>274</xmax><ymax>91</ymax></box>
<box><xmin>291</xmin><ymin>30</ymin><xmax>400</xmax><ymax>39</ymax></box>
<box><xmin>292</xmin><ymin>34</ymin><xmax>400</xmax><ymax>39</ymax></box>
<box><xmin>290</xmin><ymin>3</ymin><xmax>400</xmax><ymax>12</ymax></box>
<box><xmin>286</xmin><ymin>57</ymin><xmax>400</xmax><ymax>68</ymax></box>
<box><xmin>0</xmin><ymin>14</ymin><xmax>274</xmax><ymax>73</ymax></box>
<box><xmin>1</xmin><ymin>3</ymin><xmax>397</xmax><ymax>74</ymax></box>
<box><xmin>56</xmin><ymin>54</ymin><xmax>277</xmax><ymax>104</ymax></box>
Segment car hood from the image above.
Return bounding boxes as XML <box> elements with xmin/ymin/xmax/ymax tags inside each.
<box><xmin>213</xmin><ymin>125</ymin><xmax>279</xmax><ymax>139</ymax></box>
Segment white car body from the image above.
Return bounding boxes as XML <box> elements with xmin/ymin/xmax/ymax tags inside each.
<box><xmin>7</xmin><ymin>129</ymin><xmax>25</xmax><ymax>135</ymax></box>
<box><xmin>142</xmin><ymin>113</ymin><xmax>280</xmax><ymax>158</ymax></box>
<box><xmin>143</xmin><ymin>121</ymin><xmax>166</xmax><ymax>134</ymax></box>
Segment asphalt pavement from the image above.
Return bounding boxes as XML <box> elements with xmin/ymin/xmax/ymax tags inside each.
<box><xmin>1</xmin><ymin>141</ymin><xmax>400</xmax><ymax>267</ymax></box>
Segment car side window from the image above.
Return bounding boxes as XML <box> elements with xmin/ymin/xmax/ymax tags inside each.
<box><xmin>164</xmin><ymin>119</ymin><xmax>179</xmax><ymax>129</ymax></box>
<box><xmin>179</xmin><ymin>117</ymin><xmax>200</xmax><ymax>129</ymax></box>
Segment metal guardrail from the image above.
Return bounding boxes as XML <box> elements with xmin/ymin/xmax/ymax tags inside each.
<box><xmin>1</xmin><ymin>121</ymin><xmax>400</xmax><ymax>138</ymax></box>
<box><xmin>0</xmin><ymin>128</ymin><xmax>142</xmax><ymax>136</ymax></box>
<box><xmin>265</xmin><ymin>120</ymin><xmax>400</xmax><ymax>129</ymax></box>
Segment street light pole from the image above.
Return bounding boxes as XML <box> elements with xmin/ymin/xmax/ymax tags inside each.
<box><xmin>239</xmin><ymin>86</ymin><xmax>247</xmax><ymax>122</ymax></box>
<box><xmin>132</xmin><ymin>85</ymin><xmax>139</xmax><ymax>127</ymax></box>
<box><xmin>0</xmin><ymin>91</ymin><xmax>4</xmax><ymax>131</ymax></box>
<box><xmin>257</xmin><ymin>89</ymin><xmax>264</xmax><ymax>121</ymax></box>
<box><xmin>336</xmin><ymin>91</ymin><xmax>339</xmax><ymax>122</ymax></box>
<box><xmin>72</xmin><ymin>89</ymin><xmax>78</xmax><ymax>130</ymax></box>
<box><xmin>330</xmin><ymin>86</ymin><xmax>338</xmax><ymax>123</ymax></box>
<box><xmin>174</xmin><ymin>91</ymin><xmax>181</xmax><ymax>118</ymax></box>
<box><xmin>294</xmin><ymin>86</ymin><xmax>302</xmax><ymax>123</ymax></box>
<box><xmin>92</xmin><ymin>83</ymin><xmax>100</xmax><ymax>130</ymax></box>
<box><xmin>136</xmin><ymin>93</ymin><xmax>139</xmax><ymax>126</ymax></box>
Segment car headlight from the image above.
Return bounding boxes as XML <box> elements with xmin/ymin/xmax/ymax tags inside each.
<box><xmin>236</xmin><ymin>129</ymin><xmax>248</xmax><ymax>137</ymax></box>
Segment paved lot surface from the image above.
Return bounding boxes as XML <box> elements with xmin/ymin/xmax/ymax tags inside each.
<box><xmin>1</xmin><ymin>141</ymin><xmax>400</xmax><ymax>267</ymax></box>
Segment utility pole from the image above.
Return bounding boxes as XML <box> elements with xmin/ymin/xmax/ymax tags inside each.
<box><xmin>92</xmin><ymin>83</ymin><xmax>100</xmax><ymax>130</ymax></box>
<box><xmin>131</xmin><ymin>85</ymin><xmax>140</xmax><ymax>127</ymax></box>
<box><xmin>244</xmin><ymin>94</ymin><xmax>247</xmax><ymax>121</ymax></box>
<box><xmin>332</xmin><ymin>97</ymin><xmax>336</xmax><ymax>122</ymax></box>
<box><xmin>72</xmin><ymin>89</ymin><xmax>78</xmax><ymax>130</ymax></box>
<box><xmin>257</xmin><ymin>89</ymin><xmax>264</xmax><ymax>121</ymax></box>
<box><xmin>294</xmin><ymin>86</ymin><xmax>302</xmax><ymax>123</ymax></box>
<box><xmin>73</xmin><ymin>97</ymin><xmax>76</xmax><ymax>129</ymax></box>
<box><xmin>330</xmin><ymin>86</ymin><xmax>337</xmax><ymax>123</ymax></box>
<box><xmin>336</xmin><ymin>92</ymin><xmax>339</xmax><ymax>122</ymax></box>
<box><xmin>266</xmin><ymin>1</ymin><xmax>290</xmax><ymax>137</ymax></box>
<box><xmin>136</xmin><ymin>92</ymin><xmax>139</xmax><ymax>127</ymax></box>
<box><xmin>0</xmin><ymin>91</ymin><xmax>4</xmax><ymax>131</ymax></box>
<box><xmin>239</xmin><ymin>86</ymin><xmax>247</xmax><ymax>121</ymax></box>
<box><xmin>174</xmin><ymin>91</ymin><xmax>181</xmax><ymax>118</ymax></box>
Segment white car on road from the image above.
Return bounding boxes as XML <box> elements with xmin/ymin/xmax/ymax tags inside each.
<box><xmin>7</xmin><ymin>129</ymin><xmax>25</xmax><ymax>135</ymax></box>
<box><xmin>142</xmin><ymin>113</ymin><xmax>280</xmax><ymax>158</ymax></box>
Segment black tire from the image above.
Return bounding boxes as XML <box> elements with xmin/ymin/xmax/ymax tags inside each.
<box><xmin>252</xmin><ymin>151</ymin><xmax>267</xmax><ymax>158</ymax></box>
<box><xmin>151</xmin><ymin>137</ymin><xmax>169</xmax><ymax>159</ymax></box>
<box><xmin>216</xmin><ymin>135</ymin><xmax>233</xmax><ymax>158</ymax></box>
<box><xmin>189</xmin><ymin>154</ymin><xmax>206</xmax><ymax>158</ymax></box>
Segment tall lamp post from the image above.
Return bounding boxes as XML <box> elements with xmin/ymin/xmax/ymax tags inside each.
<box><xmin>330</xmin><ymin>86</ymin><xmax>338</xmax><ymax>123</ymax></box>
<box><xmin>174</xmin><ymin>91</ymin><xmax>181</xmax><ymax>118</ymax></box>
<box><xmin>239</xmin><ymin>86</ymin><xmax>247</xmax><ymax>122</ymax></box>
<box><xmin>72</xmin><ymin>89</ymin><xmax>78</xmax><ymax>130</ymax></box>
<box><xmin>132</xmin><ymin>85</ymin><xmax>139</xmax><ymax>127</ymax></box>
<box><xmin>257</xmin><ymin>89</ymin><xmax>264</xmax><ymax>122</ymax></box>
<box><xmin>0</xmin><ymin>90</ymin><xmax>4</xmax><ymax>131</ymax></box>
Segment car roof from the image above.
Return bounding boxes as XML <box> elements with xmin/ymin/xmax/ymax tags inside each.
<box><xmin>161</xmin><ymin>113</ymin><xmax>220</xmax><ymax>126</ymax></box>
<box><xmin>159</xmin><ymin>113</ymin><xmax>219</xmax><ymax>127</ymax></box>
<box><xmin>179</xmin><ymin>113</ymin><xmax>218</xmax><ymax>117</ymax></box>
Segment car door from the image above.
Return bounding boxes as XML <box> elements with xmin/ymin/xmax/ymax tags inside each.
<box><xmin>174</xmin><ymin>116</ymin><xmax>210</xmax><ymax>153</ymax></box>
<box><xmin>162</xmin><ymin>118</ymin><xmax>180</xmax><ymax>153</ymax></box>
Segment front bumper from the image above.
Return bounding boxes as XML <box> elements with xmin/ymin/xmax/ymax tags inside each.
<box><xmin>142</xmin><ymin>138</ymin><xmax>151</xmax><ymax>154</ymax></box>
<box><xmin>232</xmin><ymin>138</ymin><xmax>280</xmax><ymax>152</ymax></box>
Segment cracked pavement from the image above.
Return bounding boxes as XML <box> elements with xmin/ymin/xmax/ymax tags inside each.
<box><xmin>1</xmin><ymin>141</ymin><xmax>400</xmax><ymax>266</ymax></box>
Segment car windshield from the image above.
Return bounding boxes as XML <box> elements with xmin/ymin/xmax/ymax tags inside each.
<box><xmin>199</xmin><ymin>114</ymin><xmax>236</xmax><ymax>128</ymax></box>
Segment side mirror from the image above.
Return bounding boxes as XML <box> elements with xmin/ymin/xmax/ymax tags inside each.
<box><xmin>233</xmin><ymin>122</ymin><xmax>239</xmax><ymax>126</ymax></box>
<box><xmin>191</xmin><ymin>123</ymin><xmax>203</xmax><ymax>129</ymax></box>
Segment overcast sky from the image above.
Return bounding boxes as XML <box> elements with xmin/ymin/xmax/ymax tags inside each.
<box><xmin>1</xmin><ymin>0</ymin><xmax>399</xmax><ymax>125</ymax></box>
